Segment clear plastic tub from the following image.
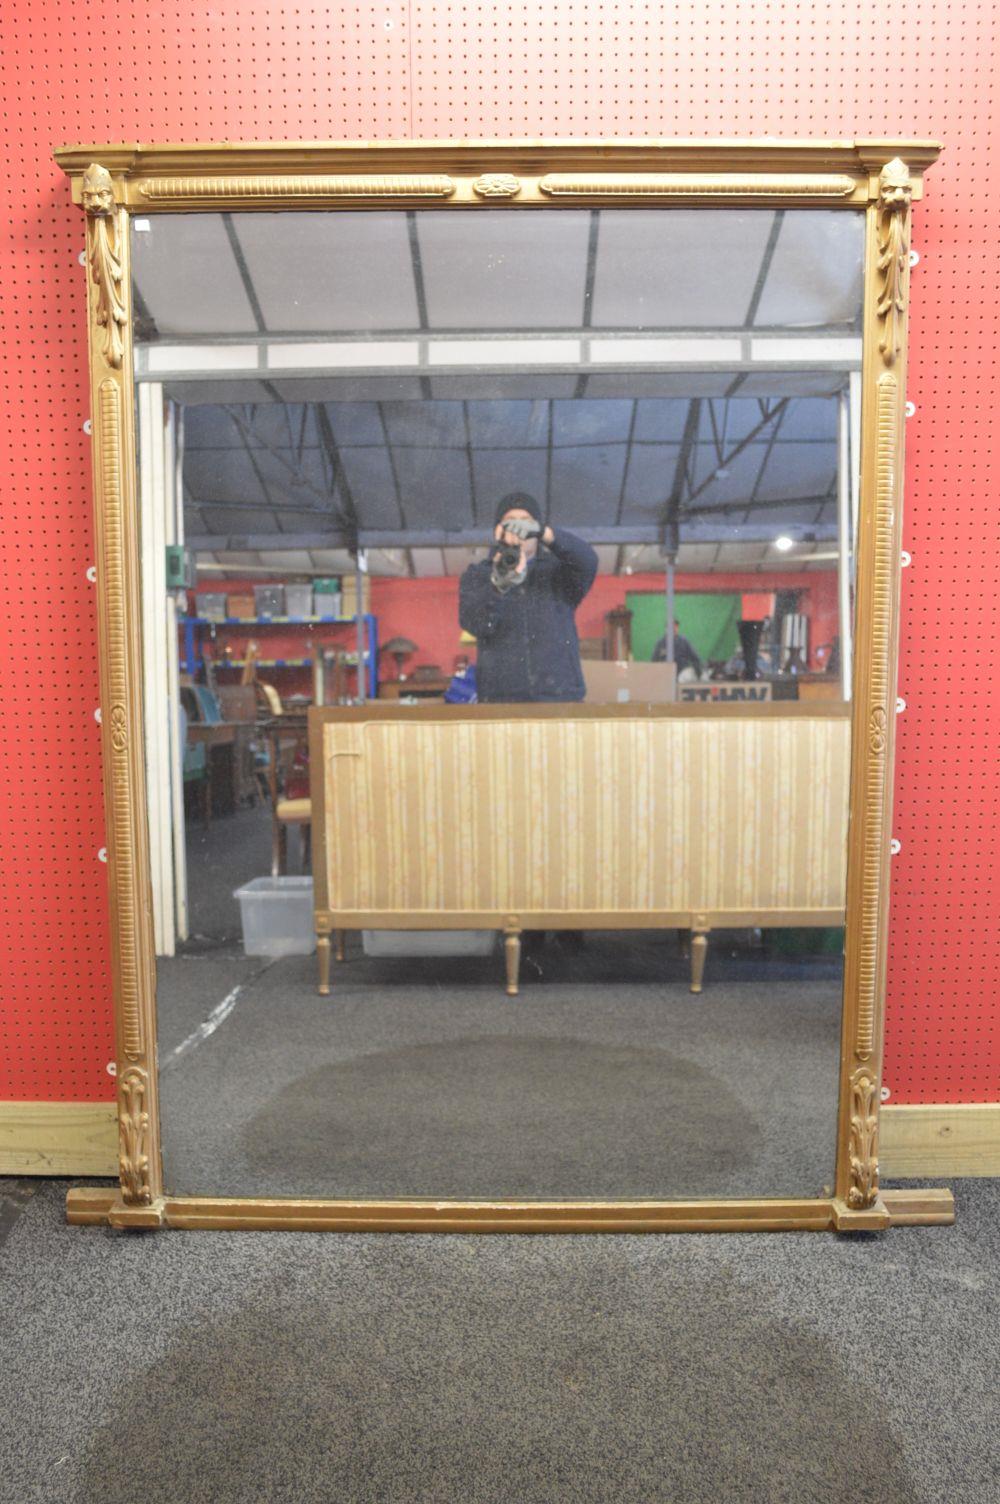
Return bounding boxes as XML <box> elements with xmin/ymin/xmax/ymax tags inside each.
<box><xmin>362</xmin><ymin>929</ymin><xmax>496</xmax><ymax>958</ymax></box>
<box><xmin>234</xmin><ymin>876</ymin><xmax>316</xmax><ymax>957</ymax></box>
<box><xmin>284</xmin><ymin>584</ymin><xmax>314</xmax><ymax>618</ymax></box>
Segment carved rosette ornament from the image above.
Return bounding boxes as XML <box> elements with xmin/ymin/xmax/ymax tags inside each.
<box><xmin>82</xmin><ymin>163</ymin><xmax>127</xmax><ymax>370</ymax></box>
<box><xmin>118</xmin><ymin>1066</ymin><xmax>152</xmax><ymax>1204</ymax></box>
<box><xmin>109</xmin><ymin>703</ymin><xmax>128</xmax><ymax>752</ymax></box>
<box><xmin>876</xmin><ymin>159</ymin><xmax>912</xmax><ymax>367</ymax></box>
<box><xmin>847</xmin><ymin>1069</ymin><xmax>880</xmax><ymax>1208</ymax></box>
<box><xmin>472</xmin><ymin>172</ymin><xmax>521</xmax><ymax>199</ymax></box>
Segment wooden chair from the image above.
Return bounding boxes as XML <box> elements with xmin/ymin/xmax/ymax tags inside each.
<box><xmin>274</xmin><ymin>795</ymin><xmax>311</xmax><ymax>876</ymax></box>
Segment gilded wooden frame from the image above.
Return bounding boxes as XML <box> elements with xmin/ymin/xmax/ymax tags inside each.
<box><xmin>55</xmin><ymin>139</ymin><xmax>949</xmax><ymax>1234</ymax></box>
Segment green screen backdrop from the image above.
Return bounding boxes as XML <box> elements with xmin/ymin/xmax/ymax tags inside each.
<box><xmin>626</xmin><ymin>591</ymin><xmax>742</xmax><ymax>664</ymax></box>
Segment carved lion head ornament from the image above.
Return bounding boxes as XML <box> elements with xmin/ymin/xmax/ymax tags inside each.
<box><xmin>879</xmin><ymin>157</ymin><xmax>912</xmax><ymax>212</ymax></box>
<box><xmin>82</xmin><ymin>162</ymin><xmax>116</xmax><ymax>216</ymax></box>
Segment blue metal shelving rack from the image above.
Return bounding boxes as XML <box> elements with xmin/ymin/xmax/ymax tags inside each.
<box><xmin>179</xmin><ymin>613</ymin><xmax>379</xmax><ymax>700</ymax></box>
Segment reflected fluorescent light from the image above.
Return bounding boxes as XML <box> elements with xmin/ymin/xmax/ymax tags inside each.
<box><xmin>146</xmin><ymin>344</ymin><xmax>258</xmax><ymax>372</ymax></box>
<box><xmin>774</xmin><ymin>535</ymin><xmax>795</xmax><ymax>552</ymax></box>
<box><xmin>268</xmin><ymin>341</ymin><xmax>419</xmax><ymax>369</ymax></box>
<box><xmin>428</xmin><ymin>339</ymin><xmax>579</xmax><ymax>367</ymax></box>
<box><xmin>749</xmin><ymin>336</ymin><xmax>863</xmax><ymax>364</ymax></box>
<box><xmin>590</xmin><ymin>337</ymin><xmax>743</xmax><ymax>366</ymax></box>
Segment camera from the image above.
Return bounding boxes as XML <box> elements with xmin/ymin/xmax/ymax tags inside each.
<box><xmin>491</xmin><ymin>541</ymin><xmax>524</xmax><ymax>592</ymax></box>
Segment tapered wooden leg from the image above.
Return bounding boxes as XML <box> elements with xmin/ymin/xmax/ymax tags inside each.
<box><xmin>335</xmin><ymin>929</ymin><xmax>345</xmax><ymax>962</ymax></box>
<box><xmin>690</xmin><ymin>931</ymin><xmax>709</xmax><ymax>994</ymax></box>
<box><xmin>504</xmin><ymin>930</ymin><xmax>522</xmax><ymax>997</ymax></box>
<box><xmin>317</xmin><ymin>934</ymin><xmax>331</xmax><ymax>995</ymax></box>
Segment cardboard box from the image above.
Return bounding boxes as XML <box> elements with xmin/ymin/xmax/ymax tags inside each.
<box><xmin>227</xmin><ymin>593</ymin><xmax>256</xmax><ymax>620</ymax></box>
<box><xmin>582</xmin><ymin>660</ymin><xmax>677</xmax><ymax>704</ymax></box>
<box><xmin>340</xmin><ymin>575</ymin><xmax>371</xmax><ymax>615</ymax></box>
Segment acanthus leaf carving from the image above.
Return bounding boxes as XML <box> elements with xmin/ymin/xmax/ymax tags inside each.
<box><xmin>82</xmin><ymin>163</ymin><xmax>127</xmax><ymax>371</ymax></box>
<box><xmin>118</xmin><ymin>1066</ymin><xmax>152</xmax><ymax>1205</ymax></box>
<box><xmin>847</xmin><ymin>1069</ymin><xmax>880</xmax><ymax>1209</ymax></box>
<box><xmin>876</xmin><ymin>159</ymin><xmax>912</xmax><ymax>368</ymax></box>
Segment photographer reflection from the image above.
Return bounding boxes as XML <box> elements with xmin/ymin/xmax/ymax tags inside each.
<box><xmin>459</xmin><ymin>492</ymin><xmax>598</xmax><ymax>704</ymax></box>
<box><xmin>460</xmin><ymin>493</ymin><xmax>598</xmax><ymax>968</ymax></box>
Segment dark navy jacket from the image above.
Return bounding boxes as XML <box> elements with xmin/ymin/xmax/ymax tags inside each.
<box><xmin>459</xmin><ymin>527</ymin><xmax>599</xmax><ymax>703</ymax></box>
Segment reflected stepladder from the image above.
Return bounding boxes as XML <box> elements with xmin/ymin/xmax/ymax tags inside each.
<box><xmin>140</xmin><ymin>203</ymin><xmax>858</xmax><ymax>1201</ymax></box>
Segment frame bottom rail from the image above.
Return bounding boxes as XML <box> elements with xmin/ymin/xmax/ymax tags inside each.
<box><xmin>66</xmin><ymin>1188</ymin><xmax>952</xmax><ymax>1233</ymax></box>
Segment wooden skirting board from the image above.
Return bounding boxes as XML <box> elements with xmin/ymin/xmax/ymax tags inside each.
<box><xmin>3</xmin><ymin>1100</ymin><xmax>997</xmax><ymax>1182</ymax></box>
<box><xmin>881</xmin><ymin>1103</ymin><xmax>1000</xmax><ymax>1177</ymax></box>
<box><xmin>0</xmin><ymin>1101</ymin><xmax>117</xmax><ymax>1176</ymax></box>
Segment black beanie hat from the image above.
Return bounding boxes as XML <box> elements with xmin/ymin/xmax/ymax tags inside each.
<box><xmin>495</xmin><ymin>491</ymin><xmax>544</xmax><ymax>528</ymax></box>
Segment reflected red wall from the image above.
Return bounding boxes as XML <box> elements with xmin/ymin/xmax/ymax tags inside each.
<box><xmin>2</xmin><ymin>2</ymin><xmax>997</xmax><ymax>1105</ymax></box>
<box><xmin>196</xmin><ymin>571</ymin><xmax>841</xmax><ymax>684</ymax></box>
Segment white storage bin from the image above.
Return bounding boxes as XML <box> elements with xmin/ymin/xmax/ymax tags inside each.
<box><xmin>362</xmin><ymin>929</ymin><xmax>496</xmax><ymax>958</ymax></box>
<box><xmin>235</xmin><ymin>876</ymin><xmax>316</xmax><ymax>957</ymax></box>
<box><xmin>285</xmin><ymin>584</ymin><xmax>314</xmax><ymax>618</ymax></box>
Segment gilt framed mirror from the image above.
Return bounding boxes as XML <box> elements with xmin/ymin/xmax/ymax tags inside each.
<box><xmin>56</xmin><ymin>139</ymin><xmax>951</xmax><ymax>1233</ymax></box>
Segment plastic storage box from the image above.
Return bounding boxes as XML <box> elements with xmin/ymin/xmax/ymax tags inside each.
<box><xmin>285</xmin><ymin>583</ymin><xmax>313</xmax><ymax>618</ymax></box>
<box><xmin>234</xmin><ymin>876</ymin><xmax>316</xmax><ymax>957</ymax></box>
<box><xmin>313</xmin><ymin>577</ymin><xmax>342</xmax><ymax>618</ymax></box>
<box><xmin>254</xmin><ymin>584</ymin><xmax>285</xmax><ymax>618</ymax></box>
<box><xmin>199</xmin><ymin>592</ymin><xmax>228</xmax><ymax>621</ymax></box>
<box><xmin>362</xmin><ymin>929</ymin><xmax>496</xmax><ymax>957</ymax></box>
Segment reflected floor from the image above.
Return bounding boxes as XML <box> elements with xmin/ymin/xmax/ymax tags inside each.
<box><xmin>157</xmin><ymin>931</ymin><xmax>842</xmax><ymax>1202</ymax></box>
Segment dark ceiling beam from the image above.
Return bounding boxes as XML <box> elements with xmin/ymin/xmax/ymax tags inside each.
<box><xmin>662</xmin><ymin>397</ymin><xmax>703</xmax><ymax>552</ymax></box>
<box><xmin>582</xmin><ymin>209</ymin><xmax>600</xmax><ymax>329</ymax></box>
<box><xmin>462</xmin><ymin>399</ymin><xmax>479</xmax><ymax>526</ymax></box>
<box><xmin>613</xmin><ymin>397</ymin><xmax>639</xmax><ymax>575</ymax></box>
<box><xmin>683</xmin><ymin>491</ymin><xmax>837</xmax><ymax>519</ymax></box>
<box><xmin>183</xmin><ymin>493</ymin><xmax>343</xmax><ymax>518</ymax></box>
<box><xmin>230</xmin><ymin>405</ymin><xmax>283</xmax><ymax>532</ymax></box>
<box><xmin>406</xmin><ymin>211</ymin><xmax>430</xmax><ymax>331</ymax></box>
<box><xmin>221</xmin><ymin>214</ymin><xmax>267</xmax><ymax>331</ymax></box>
<box><xmin>743</xmin><ymin>210</ymin><xmax>785</xmax><ymax>328</ymax></box>
<box><xmin>185</xmin><ymin>518</ymin><xmax>838</xmax><ymax>553</ymax></box>
<box><xmin>132</xmin><ymin>283</ymin><xmax>158</xmax><ymax>340</ymax></box>
<box><xmin>313</xmin><ymin>404</ymin><xmax>360</xmax><ymax>538</ymax></box>
<box><xmin>375</xmin><ymin>401</ymin><xmax>409</xmax><ymax>539</ymax></box>
<box><xmin>181</xmin><ymin>431</ymin><xmax>836</xmax><ymax>455</ymax></box>
<box><xmin>683</xmin><ymin>397</ymin><xmax>790</xmax><ymax>508</ymax></box>
<box><xmin>742</xmin><ymin>400</ymin><xmax>790</xmax><ymax>523</ymax></box>
<box><xmin>188</xmin><ymin>531</ymin><xmax>354</xmax><ymax>551</ymax></box>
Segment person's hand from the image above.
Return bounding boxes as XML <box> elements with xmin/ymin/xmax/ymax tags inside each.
<box><xmin>502</xmin><ymin>516</ymin><xmax>541</xmax><ymax>544</ymax></box>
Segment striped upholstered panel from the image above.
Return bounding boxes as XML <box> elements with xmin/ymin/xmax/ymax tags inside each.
<box><xmin>322</xmin><ymin>714</ymin><xmax>849</xmax><ymax>916</ymax></box>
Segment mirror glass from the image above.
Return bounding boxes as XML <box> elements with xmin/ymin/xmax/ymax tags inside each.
<box><xmin>133</xmin><ymin>204</ymin><xmax>863</xmax><ymax>1200</ymax></box>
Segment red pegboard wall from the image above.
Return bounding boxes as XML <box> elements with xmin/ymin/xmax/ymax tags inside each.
<box><xmin>1</xmin><ymin>1</ymin><xmax>997</xmax><ymax>1103</ymax></box>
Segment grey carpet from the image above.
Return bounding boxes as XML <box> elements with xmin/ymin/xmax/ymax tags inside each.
<box><xmin>159</xmin><ymin>782</ymin><xmax>845</xmax><ymax>1201</ymax></box>
<box><xmin>184</xmin><ymin>803</ymin><xmax>306</xmax><ymax>945</ymax></box>
<box><xmin>0</xmin><ymin>1175</ymin><xmax>996</xmax><ymax>1503</ymax></box>
<box><xmin>156</xmin><ymin>948</ymin><xmax>842</xmax><ymax>1201</ymax></box>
